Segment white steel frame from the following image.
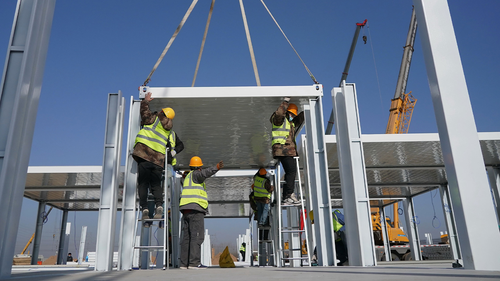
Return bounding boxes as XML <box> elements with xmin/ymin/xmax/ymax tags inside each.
<box><xmin>0</xmin><ymin>0</ymin><xmax>55</xmax><ymax>278</ymax></box>
<box><xmin>332</xmin><ymin>82</ymin><xmax>377</xmax><ymax>266</ymax></box>
<box><xmin>413</xmin><ymin>0</ymin><xmax>500</xmax><ymax>270</ymax></box>
<box><xmin>95</xmin><ymin>92</ymin><xmax>125</xmax><ymax>271</ymax></box>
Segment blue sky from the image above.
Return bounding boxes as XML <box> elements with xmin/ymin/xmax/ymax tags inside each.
<box><xmin>1</xmin><ymin>1</ymin><xmax>499</xmax><ymax>259</ymax></box>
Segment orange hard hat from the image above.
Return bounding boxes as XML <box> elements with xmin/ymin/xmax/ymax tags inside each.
<box><xmin>162</xmin><ymin>107</ymin><xmax>175</xmax><ymax>119</ymax></box>
<box><xmin>189</xmin><ymin>156</ymin><xmax>203</xmax><ymax>167</ymax></box>
<box><xmin>258</xmin><ymin>168</ymin><xmax>267</xmax><ymax>176</ymax></box>
<box><xmin>287</xmin><ymin>103</ymin><xmax>298</xmax><ymax>116</ymax></box>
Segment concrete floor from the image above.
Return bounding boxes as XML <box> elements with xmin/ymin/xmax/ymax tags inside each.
<box><xmin>7</xmin><ymin>261</ymin><xmax>500</xmax><ymax>281</ymax></box>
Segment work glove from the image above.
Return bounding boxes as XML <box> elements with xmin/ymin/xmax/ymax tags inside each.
<box><xmin>284</xmin><ymin>97</ymin><xmax>291</xmax><ymax>102</ymax></box>
<box><xmin>216</xmin><ymin>161</ymin><xmax>224</xmax><ymax>170</ymax></box>
<box><xmin>170</xmin><ymin>150</ymin><xmax>176</xmax><ymax>157</ymax></box>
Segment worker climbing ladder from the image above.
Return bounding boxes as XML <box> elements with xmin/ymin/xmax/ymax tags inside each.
<box><xmin>133</xmin><ymin>153</ymin><xmax>173</xmax><ymax>270</ymax></box>
<box><xmin>273</xmin><ymin>157</ymin><xmax>311</xmax><ymax>267</ymax></box>
<box><xmin>257</xmin><ymin>173</ymin><xmax>275</xmax><ymax>267</ymax></box>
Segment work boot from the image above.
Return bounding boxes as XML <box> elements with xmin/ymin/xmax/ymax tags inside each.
<box><xmin>154</xmin><ymin>206</ymin><xmax>163</xmax><ymax>219</ymax></box>
<box><xmin>142</xmin><ymin>209</ymin><xmax>149</xmax><ymax>220</ymax></box>
<box><xmin>289</xmin><ymin>193</ymin><xmax>301</xmax><ymax>205</ymax></box>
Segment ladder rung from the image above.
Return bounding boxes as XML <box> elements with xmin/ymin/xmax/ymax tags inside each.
<box><xmin>140</xmin><ymin>218</ymin><xmax>165</xmax><ymax>221</ymax></box>
<box><xmin>281</xmin><ymin>229</ymin><xmax>304</xmax><ymax>233</ymax></box>
<box><xmin>134</xmin><ymin>246</ymin><xmax>165</xmax><ymax>249</ymax></box>
<box><xmin>281</xmin><ymin>204</ymin><xmax>304</xmax><ymax>208</ymax></box>
<box><xmin>281</xmin><ymin>257</ymin><xmax>309</xmax><ymax>260</ymax></box>
<box><xmin>259</xmin><ymin>240</ymin><xmax>273</xmax><ymax>243</ymax></box>
<box><xmin>282</xmin><ymin>248</ymin><xmax>303</xmax><ymax>251</ymax></box>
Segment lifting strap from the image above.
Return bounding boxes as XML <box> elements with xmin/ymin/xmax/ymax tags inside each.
<box><xmin>192</xmin><ymin>0</ymin><xmax>215</xmax><ymax>87</ymax></box>
<box><xmin>260</xmin><ymin>0</ymin><xmax>319</xmax><ymax>84</ymax></box>
<box><xmin>240</xmin><ymin>0</ymin><xmax>261</xmax><ymax>86</ymax></box>
<box><xmin>143</xmin><ymin>0</ymin><xmax>199</xmax><ymax>86</ymax></box>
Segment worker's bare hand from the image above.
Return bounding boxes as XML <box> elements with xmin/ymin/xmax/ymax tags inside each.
<box><xmin>216</xmin><ymin>161</ymin><xmax>224</xmax><ymax>170</ymax></box>
<box><xmin>145</xmin><ymin>92</ymin><xmax>153</xmax><ymax>102</ymax></box>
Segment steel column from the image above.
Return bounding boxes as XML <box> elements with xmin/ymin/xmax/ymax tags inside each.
<box><xmin>117</xmin><ymin>97</ymin><xmax>140</xmax><ymax>270</ymax></box>
<box><xmin>95</xmin><ymin>92</ymin><xmax>125</xmax><ymax>271</ymax></box>
<box><xmin>78</xmin><ymin>226</ymin><xmax>87</xmax><ymax>265</ymax></box>
<box><xmin>486</xmin><ymin>167</ymin><xmax>500</xmax><ymax>224</ymax></box>
<box><xmin>0</xmin><ymin>0</ymin><xmax>55</xmax><ymax>278</ymax></box>
<box><xmin>31</xmin><ymin>198</ymin><xmax>47</xmax><ymax>265</ymax></box>
<box><xmin>413</xmin><ymin>0</ymin><xmax>500</xmax><ymax>270</ymax></box>
<box><xmin>56</xmin><ymin>210</ymin><xmax>68</xmax><ymax>264</ymax></box>
<box><xmin>439</xmin><ymin>185</ymin><xmax>461</xmax><ymax>260</ymax></box>
<box><xmin>303</xmin><ymin>97</ymin><xmax>335</xmax><ymax>266</ymax></box>
<box><xmin>402</xmin><ymin>198</ymin><xmax>422</xmax><ymax>260</ymax></box>
<box><xmin>379</xmin><ymin>203</ymin><xmax>391</xmax><ymax>261</ymax></box>
<box><xmin>332</xmin><ymin>83</ymin><xmax>376</xmax><ymax>266</ymax></box>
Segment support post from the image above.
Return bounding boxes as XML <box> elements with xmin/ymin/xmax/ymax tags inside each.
<box><xmin>413</xmin><ymin>0</ymin><xmax>500</xmax><ymax>270</ymax></box>
<box><xmin>95</xmin><ymin>92</ymin><xmax>125</xmax><ymax>271</ymax></box>
<box><xmin>31</xmin><ymin>198</ymin><xmax>47</xmax><ymax>265</ymax></box>
<box><xmin>403</xmin><ymin>198</ymin><xmax>421</xmax><ymax>260</ymax></box>
<box><xmin>486</xmin><ymin>167</ymin><xmax>500</xmax><ymax>224</ymax></box>
<box><xmin>303</xmin><ymin>97</ymin><xmax>335</xmax><ymax>266</ymax></box>
<box><xmin>379</xmin><ymin>203</ymin><xmax>391</xmax><ymax>261</ymax></box>
<box><xmin>0</xmin><ymin>0</ymin><xmax>55</xmax><ymax>278</ymax></box>
<box><xmin>78</xmin><ymin>226</ymin><xmax>87</xmax><ymax>265</ymax></box>
<box><xmin>332</xmin><ymin>82</ymin><xmax>376</xmax><ymax>266</ymax></box>
<box><xmin>439</xmin><ymin>185</ymin><xmax>461</xmax><ymax>260</ymax></box>
<box><xmin>117</xmin><ymin>97</ymin><xmax>140</xmax><ymax>270</ymax></box>
<box><xmin>57</xmin><ymin>210</ymin><xmax>69</xmax><ymax>265</ymax></box>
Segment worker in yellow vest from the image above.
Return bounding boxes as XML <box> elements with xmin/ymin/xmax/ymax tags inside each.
<box><xmin>252</xmin><ymin>168</ymin><xmax>274</xmax><ymax>227</ymax></box>
<box><xmin>132</xmin><ymin>92</ymin><xmax>184</xmax><ymax>223</ymax></box>
<box><xmin>179</xmin><ymin>156</ymin><xmax>223</xmax><ymax>269</ymax></box>
<box><xmin>239</xmin><ymin>242</ymin><xmax>246</xmax><ymax>262</ymax></box>
<box><xmin>270</xmin><ymin>97</ymin><xmax>304</xmax><ymax>205</ymax></box>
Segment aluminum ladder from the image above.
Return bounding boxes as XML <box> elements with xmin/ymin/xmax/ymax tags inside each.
<box><xmin>274</xmin><ymin>156</ymin><xmax>311</xmax><ymax>267</ymax></box>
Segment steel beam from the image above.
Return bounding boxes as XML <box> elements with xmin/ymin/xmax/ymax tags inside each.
<box><xmin>440</xmin><ymin>185</ymin><xmax>461</xmax><ymax>260</ymax></box>
<box><xmin>31</xmin><ymin>198</ymin><xmax>46</xmax><ymax>265</ymax></box>
<box><xmin>413</xmin><ymin>0</ymin><xmax>500</xmax><ymax>270</ymax></box>
<box><xmin>118</xmin><ymin>97</ymin><xmax>140</xmax><ymax>270</ymax></box>
<box><xmin>402</xmin><ymin>198</ymin><xmax>421</xmax><ymax>260</ymax></box>
<box><xmin>332</xmin><ymin>82</ymin><xmax>376</xmax><ymax>266</ymax></box>
<box><xmin>303</xmin><ymin>98</ymin><xmax>335</xmax><ymax>266</ymax></box>
<box><xmin>0</xmin><ymin>0</ymin><xmax>55</xmax><ymax>277</ymax></box>
<box><xmin>95</xmin><ymin>92</ymin><xmax>125</xmax><ymax>271</ymax></box>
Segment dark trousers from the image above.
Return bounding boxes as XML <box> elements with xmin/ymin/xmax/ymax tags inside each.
<box><xmin>240</xmin><ymin>251</ymin><xmax>245</xmax><ymax>261</ymax></box>
<box><xmin>180</xmin><ymin>211</ymin><xmax>205</xmax><ymax>267</ymax></box>
<box><xmin>137</xmin><ymin>161</ymin><xmax>163</xmax><ymax>210</ymax></box>
<box><xmin>336</xmin><ymin>231</ymin><xmax>348</xmax><ymax>264</ymax></box>
<box><xmin>276</xmin><ymin>156</ymin><xmax>297</xmax><ymax>198</ymax></box>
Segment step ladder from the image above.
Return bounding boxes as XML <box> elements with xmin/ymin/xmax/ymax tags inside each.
<box><xmin>132</xmin><ymin>155</ymin><xmax>172</xmax><ymax>270</ymax></box>
<box><xmin>274</xmin><ymin>157</ymin><xmax>311</xmax><ymax>267</ymax></box>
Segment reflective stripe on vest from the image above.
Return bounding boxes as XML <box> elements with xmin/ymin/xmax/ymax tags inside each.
<box><xmin>272</xmin><ymin>118</ymin><xmax>293</xmax><ymax>145</ymax></box>
<box><xmin>253</xmin><ymin>176</ymin><xmax>270</xmax><ymax>199</ymax></box>
<box><xmin>180</xmin><ymin>171</ymin><xmax>208</xmax><ymax>209</ymax></box>
<box><xmin>135</xmin><ymin>117</ymin><xmax>171</xmax><ymax>154</ymax></box>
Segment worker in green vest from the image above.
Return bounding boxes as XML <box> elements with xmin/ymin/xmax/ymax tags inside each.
<box><xmin>179</xmin><ymin>156</ymin><xmax>223</xmax><ymax>269</ymax></box>
<box><xmin>270</xmin><ymin>97</ymin><xmax>304</xmax><ymax>205</ymax></box>
<box><xmin>252</xmin><ymin>168</ymin><xmax>274</xmax><ymax>227</ymax></box>
<box><xmin>132</xmin><ymin>92</ymin><xmax>184</xmax><ymax>223</ymax></box>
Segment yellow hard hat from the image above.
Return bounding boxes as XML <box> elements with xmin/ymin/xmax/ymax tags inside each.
<box><xmin>287</xmin><ymin>103</ymin><xmax>298</xmax><ymax>116</ymax></box>
<box><xmin>189</xmin><ymin>156</ymin><xmax>203</xmax><ymax>167</ymax></box>
<box><xmin>258</xmin><ymin>168</ymin><xmax>267</xmax><ymax>176</ymax></box>
<box><xmin>162</xmin><ymin>107</ymin><xmax>175</xmax><ymax>119</ymax></box>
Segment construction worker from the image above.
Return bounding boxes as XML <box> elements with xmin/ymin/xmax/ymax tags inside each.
<box><xmin>179</xmin><ymin>156</ymin><xmax>223</xmax><ymax>269</ymax></box>
<box><xmin>332</xmin><ymin>209</ymin><xmax>348</xmax><ymax>265</ymax></box>
<box><xmin>270</xmin><ymin>97</ymin><xmax>304</xmax><ymax>205</ymax></box>
<box><xmin>132</xmin><ymin>92</ymin><xmax>184</xmax><ymax>222</ymax></box>
<box><xmin>252</xmin><ymin>168</ymin><xmax>274</xmax><ymax>227</ymax></box>
<box><xmin>239</xmin><ymin>242</ymin><xmax>246</xmax><ymax>262</ymax></box>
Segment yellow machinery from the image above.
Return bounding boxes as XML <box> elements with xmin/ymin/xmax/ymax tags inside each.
<box><xmin>377</xmin><ymin>7</ymin><xmax>418</xmax><ymax>247</ymax></box>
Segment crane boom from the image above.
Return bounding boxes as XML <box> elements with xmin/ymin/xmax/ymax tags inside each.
<box><xmin>386</xmin><ymin>7</ymin><xmax>418</xmax><ymax>135</ymax></box>
<box><xmin>325</xmin><ymin>19</ymin><xmax>367</xmax><ymax>135</ymax></box>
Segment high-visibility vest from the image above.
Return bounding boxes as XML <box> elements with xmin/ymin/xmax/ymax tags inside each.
<box><xmin>180</xmin><ymin>171</ymin><xmax>208</xmax><ymax>209</ymax></box>
<box><xmin>253</xmin><ymin>176</ymin><xmax>271</xmax><ymax>199</ymax></box>
<box><xmin>332</xmin><ymin>210</ymin><xmax>344</xmax><ymax>232</ymax></box>
<box><xmin>135</xmin><ymin>117</ymin><xmax>177</xmax><ymax>165</ymax></box>
<box><xmin>272</xmin><ymin>118</ymin><xmax>293</xmax><ymax>145</ymax></box>
<box><xmin>240</xmin><ymin>245</ymin><xmax>245</xmax><ymax>251</ymax></box>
